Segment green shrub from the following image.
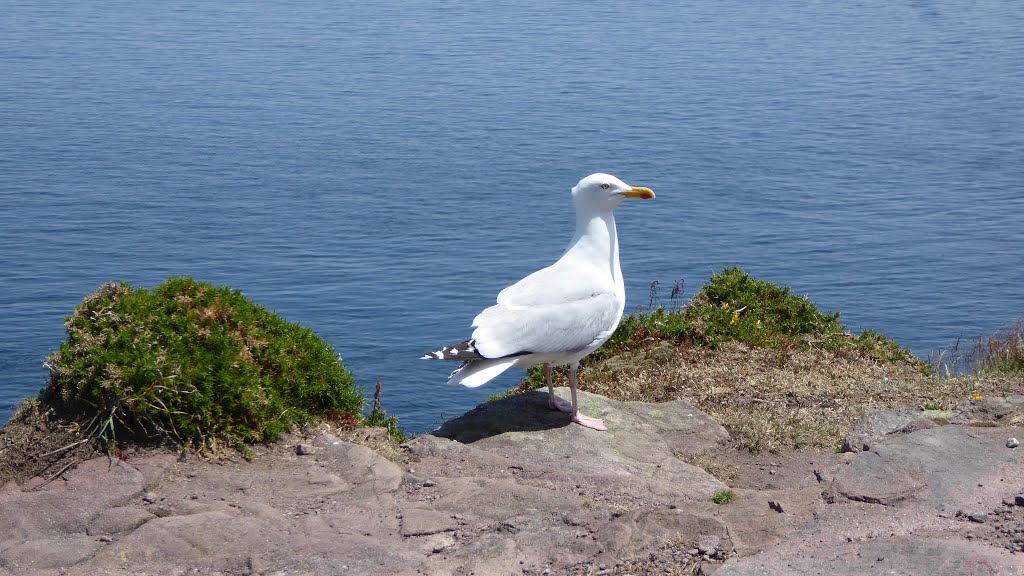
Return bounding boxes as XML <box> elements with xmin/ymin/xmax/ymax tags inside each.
<box><xmin>516</xmin><ymin>266</ymin><xmax>925</xmax><ymax>392</ymax></box>
<box><xmin>45</xmin><ymin>278</ymin><xmax>365</xmax><ymax>449</ymax></box>
<box><xmin>682</xmin><ymin>266</ymin><xmax>842</xmax><ymax>348</ymax></box>
<box><xmin>600</xmin><ymin>267</ymin><xmax>920</xmax><ymax>364</ymax></box>
<box><xmin>596</xmin><ymin>266</ymin><xmax>844</xmax><ymax>352</ymax></box>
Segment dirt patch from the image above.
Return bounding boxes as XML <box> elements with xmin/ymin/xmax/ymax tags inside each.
<box><xmin>0</xmin><ymin>399</ymin><xmax>99</xmax><ymax>487</ymax></box>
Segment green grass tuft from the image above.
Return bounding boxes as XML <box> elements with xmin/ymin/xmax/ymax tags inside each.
<box><xmin>931</xmin><ymin>319</ymin><xmax>1024</xmax><ymax>377</ymax></box>
<box><xmin>363</xmin><ymin>380</ymin><xmax>408</xmax><ymax>443</ymax></box>
<box><xmin>363</xmin><ymin>407</ymin><xmax>408</xmax><ymax>443</ymax></box>
<box><xmin>45</xmin><ymin>278</ymin><xmax>367</xmax><ymax>450</ymax></box>
<box><xmin>710</xmin><ymin>490</ymin><xmax>736</xmax><ymax>505</ymax></box>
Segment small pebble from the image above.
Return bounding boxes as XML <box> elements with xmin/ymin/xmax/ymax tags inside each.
<box><xmin>1007</xmin><ymin>438</ymin><xmax>1019</xmax><ymax>449</ymax></box>
<box><xmin>696</xmin><ymin>534</ymin><xmax>721</xmax><ymax>555</ymax></box>
<box><xmin>967</xmin><ymin>512</ymin><xmax>988</xmax><ymax>523</ymax></box>
<box><xmin>142</xmin><ymin>492</ymin><xmax>158</xmax><ymax>504</ymax></box>
<box><xmin>1015</xmin><ymin>495</ymin><xmax>1024</xmax><ymax>506</ymax></box>
<box><xmin>98</xmin><ymin>535</ymin><xmax>113</xmax><ymax>543</ymax></box>
<box><xmin>296</xmin><ymin>443</ymin><xmax>314</xmax><ymax>455</ymax></box>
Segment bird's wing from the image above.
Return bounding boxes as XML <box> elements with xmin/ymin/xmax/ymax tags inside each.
<box><xmin>495</xmin><ymin>259</ymin><xmax>607</xmax><ymax>307</ymax></box>
<box><xmin>471</xmin><ymin>262</ymin><xmax>621</xmax><ymax>358</ymax></box>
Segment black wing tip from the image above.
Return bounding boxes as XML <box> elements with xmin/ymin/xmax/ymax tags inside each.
<box><xmin>423</xmin><ymin>339</ymin><xmax>482</xmax><ymax>361</ymax></box>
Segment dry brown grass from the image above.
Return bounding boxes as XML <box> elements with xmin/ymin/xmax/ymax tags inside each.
<box><xmin>563</xmin><ymin>341</ymin><xmax>1023</xmax><ymax>453</ymax></box>
<box><xmin>931</xmin><ymin>318</ymin><xmax>1024</xmax><ymax>377</ymax></box>
<box><xmin>0</xmin><ymin>399</ymin><xmax>99</xmax><ymax>485</ymax></box>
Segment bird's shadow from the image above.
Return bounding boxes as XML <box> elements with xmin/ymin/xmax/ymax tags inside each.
<box><xmin>430</xmin><ymin>390</ymin><xmax>571</xmax><ymax>444</ymax></box>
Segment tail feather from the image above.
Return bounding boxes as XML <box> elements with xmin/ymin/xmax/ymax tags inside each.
<box><xmin>422</xmin><ymin>339</ymin><xmax>483</xmax><ymax>361</ymax></box>
<box><xmin>447</xmin><ymin>357</ymin><xmax>517</xmax><ymax>388</ymax></box>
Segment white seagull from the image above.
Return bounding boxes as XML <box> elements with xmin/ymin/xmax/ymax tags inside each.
<box><xmin>423</xmin><ymin>173</ymin><xmax>655</xmax><ymax>431</ymax></box>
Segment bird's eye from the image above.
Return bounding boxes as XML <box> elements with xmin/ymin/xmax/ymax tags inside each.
<box><xmin>600</xmin><ymin>183</ymin><xmax>610</xmax><ymax>190</ymax></box>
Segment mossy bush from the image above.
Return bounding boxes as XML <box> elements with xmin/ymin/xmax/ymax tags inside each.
<box><xmin>45</xmin><ymin>277</ymin><xmax>366</xmax><ymax>450</ymax></box>
<box><xmin>518</xmin><ymin>266</ymin><xmax>925</xmax><ymax>390</ymax></box>
<box><xmin>601</xmin><ymin>266</ymin><xmax>920</xmax><ymax>364</ymax></box>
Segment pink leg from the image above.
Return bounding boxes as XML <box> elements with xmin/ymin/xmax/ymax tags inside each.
<box><xmin>546</xmin><ymin>363</ymin><xmax>572</xmax><ymax>413</ymax></box>
<box><xmin>568</xmin><ymin>362</ymin><xmax>606</xmax><ymax>431</ymax></box>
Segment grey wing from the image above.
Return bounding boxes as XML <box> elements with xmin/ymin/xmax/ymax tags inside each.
<box><xmin>470</xmin><ymin>290</ymin><xmax>620</xmax><ymax>359</ymax></box>
<box><xmin>496</xmin><ymin>263</ymin><xmax>577</xmax><ymax>307</ymax></box>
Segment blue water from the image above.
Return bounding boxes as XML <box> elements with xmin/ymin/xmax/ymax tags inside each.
<box><xmin>2</xmin><ymin>1</ymin><xmax>1022</xmax><ymax>432</ymax></box>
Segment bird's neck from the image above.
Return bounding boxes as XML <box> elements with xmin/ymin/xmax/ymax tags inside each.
<box><xmin>565</xmin><ymin>212</ymin><xmax>623</xmax><ymax>292</ymax></box>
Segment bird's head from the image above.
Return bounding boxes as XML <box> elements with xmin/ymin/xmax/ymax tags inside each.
<box><xmin>571</xmin><ymin>173</ymin><xmax>655</xmax><ymax>214</ymax></box>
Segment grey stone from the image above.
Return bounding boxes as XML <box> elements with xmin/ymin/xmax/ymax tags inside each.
<box><xmin>0</xmin><ymin>535</ymin><xmax>103</xmax><ymax>570</ymax></box>
<box><xmin>5</xmin><ymin>392</ymin><xmax>1024</xmax><ymax>576</ymax></box>
<box><xmin>317</xmin><ymin>441</ymin><xmax>403</xmax><ymax>495</ymax></box>
<box><xmin>86</xmin><ymin>506</ymin><xmax>156</xmax><ymax>535</ymax></box>
<box><xmin>841</xmin><ymin>409</ymin><xmax>930</xmax><ymax>453</ymax></box>
<box><xmin>401</xmin><ymin>508</ymin><xmax>458</xmax><ymax>537</ymax></box>
<box><xmin>696</xmin><ymin>534</ymin><xmax>721</xmax><ymax>555</ymax></box>
<box><xmin>717</xmin><ymin>537</ymin><xmax>1022</xmax><ymax>576</ymax></box>
<box><xmin>434</xmin><ymin>388</ymin><xmax>730</xmax><ymax>456</ymax></box>
<box><xmin>126</xmin><ymin>453</ymin><xmax>177</xmax><ymax>491</ymax></box>
<box><xmin>429</xmin><ymin>389</ymin><xmax>729</xmax><ymax>501</ymax></box>
<box><xmin>697</xmin><ymin>562</ymin><xmax>721</xmax><ymax>575</ymax></box>
<box><xmin>952</xmin><ymin>395</ymin><xmax>1024</xmax><ymax>425</ymax></box>
<box><xmin>0</xmin><ymin>457</ymin><xmax>145</xmax><ymax>536</ymax></box>
<box><xmin>871</xmin><ymin>425</ymin><xmax>1024</xmax><ymax>511</ymax></box>
<box><xmin>832</xmin><ymin>451</ymin><xmax>928</xmax><ymax>505</ymax></box>
<box><xmin>1007</xmin><ymin>437</ymin><xmax>1019</xmax><ymax>448</ymax></box>
<box><xmin>967</xmin><ymin>512</ymin><xmax>987</xmax><ymax>523</ymax></box>
<box><xmin>627</xmin><ymin>509</ymin><xmax>730</xmax><ymax>553</ymax></box>
<box><xmin>596</xmin><ymin>521</ymin><xmax>633</xmax><ymax>553</ymax></box>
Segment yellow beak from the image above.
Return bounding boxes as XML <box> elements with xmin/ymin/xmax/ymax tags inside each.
<box><xmin>621</xmin><ymin>186</ymin><xmax>655</xmax><ymax>200</ymax></box>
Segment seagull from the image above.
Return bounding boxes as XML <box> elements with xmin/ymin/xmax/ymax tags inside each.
<box><xmin>423</xmin><ymin>173</ymin><xmax>655</xmax><ymax>431</ymax></box>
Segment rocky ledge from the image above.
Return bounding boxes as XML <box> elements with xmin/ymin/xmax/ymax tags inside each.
<box><xmin>1</xmin><ymin>391</ymin><xmax>1023</xmax><ymax>575</ymax></box>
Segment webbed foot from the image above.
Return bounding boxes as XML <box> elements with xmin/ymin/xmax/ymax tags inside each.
<box><xmin>572</xmin><ymin>413</ymin><xmax>607</xmax><ymax>431</ymax></box>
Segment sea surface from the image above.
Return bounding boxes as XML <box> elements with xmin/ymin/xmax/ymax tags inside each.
<box><xmin>2</xmin><ymin>0</ymin><xmax>1022</xmax><ymax>432</ymax></box>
